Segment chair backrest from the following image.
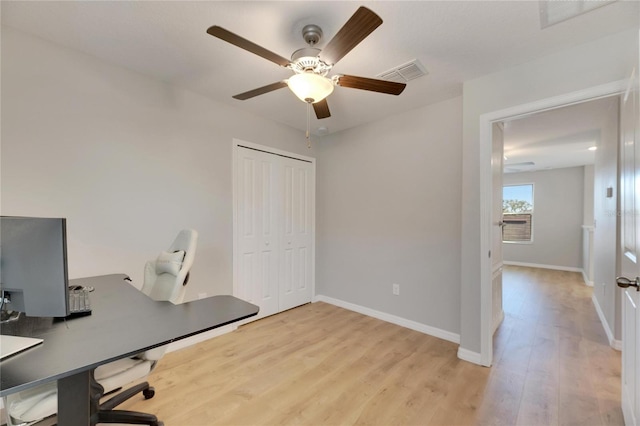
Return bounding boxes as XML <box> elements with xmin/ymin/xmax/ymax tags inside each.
<box><xmin>141</xmin><ymin>229</ymin><xmax>198</xmax><ymax>304</ymax></box>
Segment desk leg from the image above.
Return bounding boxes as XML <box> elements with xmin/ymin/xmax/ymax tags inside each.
<box><xmin>58</xmin><ymin>371</ymin><xmax>91</xmax><ymax>426</ymax></box>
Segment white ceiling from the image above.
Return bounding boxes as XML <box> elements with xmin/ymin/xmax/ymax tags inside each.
<box><xmin>503</xmin><ymin>95</ymin><xmax>619</xmax><ymax>173</ymax></box>
<box><xmin>2</xmin><ymin>1</ymin><xmax>637</xmax><ymax>136</ymax></box>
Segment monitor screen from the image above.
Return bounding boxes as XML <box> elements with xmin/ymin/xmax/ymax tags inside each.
<box><xmin>0</xmin><ymin>216</ymin><xmax>70</xmax><ymax>317</ymax></box>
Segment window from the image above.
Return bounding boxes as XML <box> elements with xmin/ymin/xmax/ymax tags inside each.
<box><xmin>502</xmin><ymin>184</ymin><xmax>533</xmax><ymax>243</ymax></box>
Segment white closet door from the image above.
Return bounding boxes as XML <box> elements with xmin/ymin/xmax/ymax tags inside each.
<box><xmin>279</xmin><ymin>157</ymin><xmax>313</xmax><ymax>311</ymax></box>
<box><xmin>235</xmin><ymin>142</ymin><xmax>315</xmax><ymax>320</ymax></box>
<box><xmin>236</xmin><ymin>148</ymin><xmax>280</xmax><ymax>319</ymax></box>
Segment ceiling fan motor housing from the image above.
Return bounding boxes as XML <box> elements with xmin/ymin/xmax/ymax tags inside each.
<box><xmin>291</xmin><ymin>25</ymin><xmax>330</xmax><ymax>74</ymax></box>
<box><xmin>302</xmin><ymin>24</ymin><xmax>322</xmax><ymax>46</ymax></box>
<box><xmin>291</xmin><ymin>47</ymin><xmax>323</xmax><ymax>72</ymax></box>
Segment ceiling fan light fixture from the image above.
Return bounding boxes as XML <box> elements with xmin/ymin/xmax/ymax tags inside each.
<box><xmin>287</xmin><ymin>73</ymin><xmax>334</xmax><ymax>103</ymax></box>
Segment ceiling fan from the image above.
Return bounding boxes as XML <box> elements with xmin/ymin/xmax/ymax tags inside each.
<box><xmin>206</xmin><ymin>6</ymin><xmax>406</xmax><ymax>121</ymax></box>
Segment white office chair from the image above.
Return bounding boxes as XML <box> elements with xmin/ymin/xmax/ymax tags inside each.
<box><xmin>4</xmin><ymin>229</ymin><xmax>198</xmax><ymax>426</ymax></box>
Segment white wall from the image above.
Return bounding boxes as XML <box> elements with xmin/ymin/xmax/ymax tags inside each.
<box><xmin>1</xmin><ymin>27</ymin><xmax>315</xmax><ymax>301</ymax></box>
<box><xmin>461</xmin><ymin>28</ymin><xmax>637</xmax><ymax>354</ymax></box>
<box><xmin>583</xmin><ymin>164</ymin><xmax>595</xmax><ymax>284</ymax></box>
<box><xmin>592</xmin><ymin>97</ymin><xmax>620</xmax><ymax>340</ymax></box>
<box><xmin>584</xmin><ymin>164</ymin><xmax>595</xmax><ymax>226</ymax></box>
<box><xmin>502</xmin><ymin>167</ymin><xmax>584</xmax><ymax>270</ymax></box>
<box><xmin>316</xmin><ymin>96</ymin><xmax>462</xmax><ymax>336</ymax></box>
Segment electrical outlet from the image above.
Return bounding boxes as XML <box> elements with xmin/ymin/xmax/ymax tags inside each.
<box><xmin>392</xmin><ymin>283</ymin><xmax>400</xmax><ymax>296</ymax></box>
<box><xmin>198</xmin><ymin>292</ymin><xmax>207</xmax><ymax>299</ymax></box>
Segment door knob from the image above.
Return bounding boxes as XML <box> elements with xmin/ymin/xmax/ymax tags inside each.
<box><xmin>616</xmin><ymin>276</ymin><xmax>640</xmax><ymax>291</ymax></box>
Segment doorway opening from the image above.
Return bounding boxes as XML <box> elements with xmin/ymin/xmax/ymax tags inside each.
<box><xmin>494</xmin><ymin>94</ymin><xmax>621</xmax><ymax>364</ymax></box>
<box><xmin>478</xmin><ymin>80</ymin><xmax>627</xmax><ymax>367</ymax></box>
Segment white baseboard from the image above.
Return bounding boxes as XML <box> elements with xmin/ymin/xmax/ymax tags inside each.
<box><xmin>622</xmin><ymin>396</ymin><xmax>634</xmax><ymax>426</ymax></box>
<box><xmin>313</xmin><ymin>295</ymin><xmax>460</xmax><ymax>344</ymax></box>
<box><xmin>504</xmin><ymin>261</ymin><xmax>592</xmax><ymax>286</ymax></box>
<box><xmin>166</xmin><ymin>324</ymin><xmax>237</xmax><ymax>353</ymax></box>
<box><xmin>611</xmin><ymin>338</ymin><xmax>623</xmax><ymax>351</ymax></box>
<box><xmin>503</xmin><ymin>261</ymin><xmax>582</xmax><ymax>273</ymax></box>
<box><xmin>493</xmin><ymin>309</ymin><xmax>505</xmax><ymax>334</ymax></box>
<box><xmin>581</xmin><ymin>269</ymin><xmax>594</xmax><ymax>287</ymax></box>
<box><xmin>457</xmin><ymin>347</ymin><xmax>483</xmax><ymax>365</ymax></box>
<box><xmin>591</xmin><ymin>293</ymin><xmax>622</xmax><ymax>351</ymax></box>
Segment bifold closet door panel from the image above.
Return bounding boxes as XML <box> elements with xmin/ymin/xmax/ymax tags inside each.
<box><xmin>236</xmin><ymin>149</ymin><xmax>280</xmax><ymax>319</ymax></box>
<box><xmin>279</xmin><ymin>157</ymin><xmax>313</xmax><ymax>312</ymax></box>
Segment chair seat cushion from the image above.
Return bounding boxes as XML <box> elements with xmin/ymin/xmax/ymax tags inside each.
<box><xmin>95</xmin><ymin>357</ymin><xmax>153</xmax><ymax>394</ymax></box>
<box><xmin>7</xmin><ymin>386</ymin><xmax>57</xmax><ymax>423</ymax></box>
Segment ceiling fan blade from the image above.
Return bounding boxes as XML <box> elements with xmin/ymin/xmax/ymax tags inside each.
<box><xmin>320</xmin><ymin>7</ymin><xmax>383</xmax><ymax>66</ymax></box>
<box><xmin>313</xmin><ymin>99</ymin><xmax>331</xmax><ymax>119</ymax></box>
<box><xmin>207</xmin><ymin>26</ymin><xmax>291</xmax><ymax>68</ymax></box>
<box><xmin>233</xmin><ymin>81</ymin><xmax>288</xmax><ymax>100</ymax></box>
<box><xmin>336</xmin><ymin>75</ymin><xmax>406</xmax><ymax>95</ymax></box>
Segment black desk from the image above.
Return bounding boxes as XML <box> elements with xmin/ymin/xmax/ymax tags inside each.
<box><xmin>0</xmin><ymin>274</ymin><xmax>259</xmax><ymax>425</ymax></box>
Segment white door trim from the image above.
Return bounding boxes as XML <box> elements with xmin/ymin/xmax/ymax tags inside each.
<box><xmin>478</xmin><ymin>79</ymin><xmax>627</xmax><ymax>367</ymax></box>
<box><xmin>232</xmin><ymin>138</ymin><xmax>316</xmax><ymax>311</ymax></box>
<box><xmin>233</xmin><ymin>139</ymin><xmax>315</xmax><ymax>163</ymax></box>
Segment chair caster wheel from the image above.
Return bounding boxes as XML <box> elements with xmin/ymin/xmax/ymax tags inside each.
<box><xmin>143</xmin><ymin>387</ymin><xmax>155</xmax><ymax>399</ymax></box>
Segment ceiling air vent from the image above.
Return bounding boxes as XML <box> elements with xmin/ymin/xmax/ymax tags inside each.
<box><xmin>377</xmin><ymin>59</ymin><xmax>428</xmax><ymax>83</ymax></box>
<box><xmin>504</xmin><ymin>161</ymin><xmax>535</xmax><ymax>174</ymax></box>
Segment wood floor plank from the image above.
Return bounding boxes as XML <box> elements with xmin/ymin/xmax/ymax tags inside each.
<box><xmin>515</xmin><ymin>376</ymin><xmax>559</xmax><ymax>426</ymax></box>
<box><xmin>119</xmin><ymin>266</ymin><xmax>621</xmax><ymax>425</ymax></box>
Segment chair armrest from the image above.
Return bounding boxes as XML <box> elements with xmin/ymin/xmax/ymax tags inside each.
<box><xmin>142</xmin><ymin>346</ymin><xmax>166</xmax><ymax>361</ymax></box>
<box><xmin>141</xmin><ymin>261</ymin><xmax>158</xmax><ymax>296</ymax></box>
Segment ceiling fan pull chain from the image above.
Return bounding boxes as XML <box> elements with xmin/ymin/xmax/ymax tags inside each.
<box><xmin>306</xmin><ymin>101</ymin><xmax>312</xmax><ymax>149</ymax></box>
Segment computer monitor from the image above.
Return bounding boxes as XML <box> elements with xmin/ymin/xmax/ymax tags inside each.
<box><xmin>0</xmin><ymin>216</ymin><xmax>70</xmax><ymax>318</ymax></box>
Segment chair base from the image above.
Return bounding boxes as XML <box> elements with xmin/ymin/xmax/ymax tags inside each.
<box><xmin>90</xmin><ymin>379</ymin><xmax>161</xmax><ymax>426</ymax></box>
<box><xmin>92</xmin><ymin>409</ymin><xmax>163</xmax><ymax>426</ymax></box>
<box><xmin>100</xmin><ymin>382</ymin><xmax>153</xmax><ymax>411</ymax></box>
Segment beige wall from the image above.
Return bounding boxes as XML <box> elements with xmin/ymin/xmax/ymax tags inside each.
<box><xmin>4</xmin><ymin>23</ymin><xmax>465</xmax><ymax>343</ymax></box>
<box><xmin>593</xmin><ymin>98</ymin><xmax>621</xmax><ymax>340</ymax></box>
<box><xmin>316</xmin><ymin>96</ymin><xmax>463</xmax><ymax>335</ymax></box>
<box><xmin>584</xmin><ymin>164</ymin><xmax>595</xmax><ymax>226</ymax></box>
<box><xmin>1</xmin><ymin>27</ymin><xmax>314</xmax><ymax>301</ymax></box>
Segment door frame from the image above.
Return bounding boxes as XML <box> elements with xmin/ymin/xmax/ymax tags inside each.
<box><xmin>478</xmin><ymin>79</ymin><xmax>627</xmax><ymax>367</ymax></box>
<box><xmin>232</xmin><ymin>138</ymin><xmax>316</xmax><ymax>308</ymax></box>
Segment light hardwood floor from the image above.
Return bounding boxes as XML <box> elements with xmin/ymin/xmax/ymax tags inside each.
<box><xmin>121</xmin><ymin>266</ymin><xmax>622</xmax><ymax>425</ymax></box>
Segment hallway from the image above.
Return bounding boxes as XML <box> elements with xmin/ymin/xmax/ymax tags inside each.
<box><xmin>486</xmin><ymin>265</ymin><xmax>623</xmax><ymax>425</ymax></box>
